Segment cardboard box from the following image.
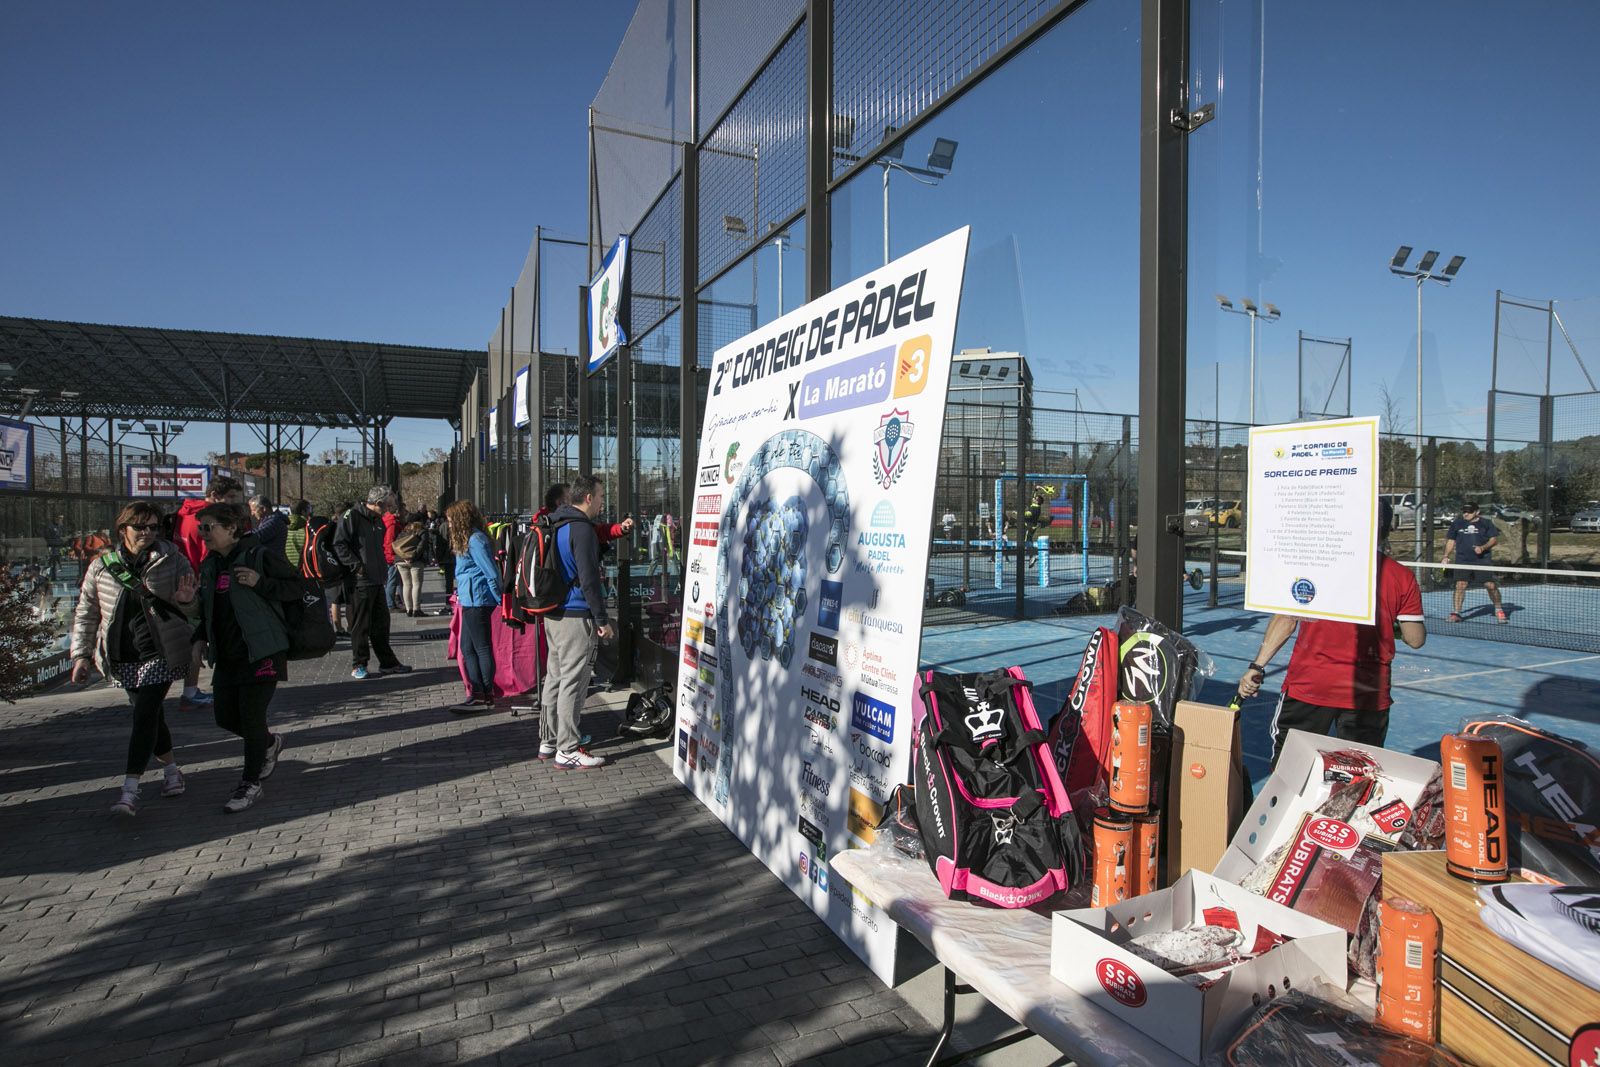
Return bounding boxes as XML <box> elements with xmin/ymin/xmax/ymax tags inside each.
<box><xmin>1214</xmin><ymin>729</ymin><xmax>1438</xmax><ymax>892</ymax></box>
<box><xmin>1166</xmin><ymin>700</ymin><xmax>1248</xmax><ymax>880</ymax></box>
<box><xmin>1384</xmin><ymin>850</ymin><xmax>1600</xmax><ymax>1067</ymax></box>
<box><xmin>1051</xmin><ymin>869</ymin><xmax>1348</xmax><ymax>1063</ymax></box>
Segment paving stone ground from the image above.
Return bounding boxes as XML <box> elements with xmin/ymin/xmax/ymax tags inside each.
<box><xmin>0</xmin><ymin>585</ymin><xmax>935</xmax><ymax>1066</ymax></box>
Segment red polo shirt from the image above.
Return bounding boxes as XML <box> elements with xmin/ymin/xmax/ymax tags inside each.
<box><xmin>1284</xmin><ymin>554</ymin><xmax>1424</xmax><ymax>711</ymax></box>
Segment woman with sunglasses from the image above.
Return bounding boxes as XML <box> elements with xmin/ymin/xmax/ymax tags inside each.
<box><xmin>174</xmin><ymin>502</ymin><xmax>302</xmax><ymax>814</ymax></box>
<box><xmin>70</xmin><ymin>502</ymin><xmax>199</xmax><ymax>817</ymax></box>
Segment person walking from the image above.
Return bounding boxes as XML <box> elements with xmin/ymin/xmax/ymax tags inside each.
<box><xmin>392</xmin><ymin>511</ymin><xmax>427</xmax><ymax>617</ymax></box>
<box><xmin>173</xmin><ymin>474</ymin><xmax>243</xmax><ymax>712</ymax></box>
<box><xmin>446</xmin><ymin>500</ymin><xmax>501</xmax><ymax>713</ymax></box>
<box><xmin>69</xmin><ymin>502</ymin><xmax>198</xmax><ymax>816</ymax></box>
<box><xmin>428</xmin><ymin>506</ymin><xmax>455</xmax><ymax>606</ymax></box>
<box><xmin>1444</xmin><ymin>501</ymin><xmax>1507</xmax><ymax>623</ymax></box>
<box><xmin>284</xmin><ymin>499</ymin><xmax>311</xmax><ymax>570</ymax></box>
<box><xmin>44</xmin><ymin>513</ymin><xmax>66</xmax><ymax>580</ymax></box>
<box><xmin>251</xmin><ymin>495</ymin><xmax>288</xmax><ymax>557</ymax></box>
<box><xmin>382</xmin><ymin>503</ymin><xmax>402</xmax><ymax>610</ymax></box>
<box><xmin>334</xmin><ymin>486</ymin><xmax>410</xmax><ymax>680</ymax></box>
<box><xmin>1237</xmin><ymin>502</ymin><xmax>1427</xmax><ymax>763</ymax></box>
<box><xmin>539</xmin><ymin>476</ymin><xmax>614</xmax><ymax>769</ymax></box>
<box><xmin>176</xmin><ymin>502</ymin><xmax>300</xmax><ymax>813</ymax></box>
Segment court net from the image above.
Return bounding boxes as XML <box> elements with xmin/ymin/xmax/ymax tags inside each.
<box><xmin>1398</xmin><ymin>559</ymin><xmax>1598</xmax><ymax>654</ymax></box>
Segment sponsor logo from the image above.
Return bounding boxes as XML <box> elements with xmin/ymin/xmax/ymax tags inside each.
<box><xmin>690</xmin><ymin>556</ymin><xmax>705</xmax><ymax>574</ymax></box>
<box><xmin>853</xmin><ymin>732</ymin><xmax>892</xmax><ymax>768</ymax></box>
<box><xmin>870</xmin><ymin>500</ymin><xmax>896</xmax><ymax>528</ymax></box>
<box><xmin>918</xmin><ymin>728</ymin><xmax>948</xmax><ymax>841</ymax></box>
<box><xmin>802</xmin><ymin>685</ymin><xmax>841</xmax><ymax>714</ymax></box>
<box><xmin>802</xmin><ymin>724</ymin><xmax>836</xmax><ymax>756</ymax></box>
<box><xmin>798</xmin><ymin>789</ymin><xmax>830</xmax><ymax>825</ymax></box>
<box><xmin>817</xmin><ymin>579</ymin><xmax>843</xmax><ymax>631</ymax></box>
<box><xmin>699</xmin><ymin>650</ymin><xmax>718</xmax><ymax>670</ymax></box>
<box><xmin>703</xmin><ymin>626</ymin><xmax>717</xmax><ymax>649</ymax></box>
<box><xmin>698</xmin><ymin>464</ymin><xmax>721</xmax><ymax>488</ymax></box>
<box><xmin>848</xmin><ymin>787</ymin><xmax>883</xmax><ymax>844</ymax></box>
<box><xmin>683</xmin><ymin>645</ymin><xmax>699</xmax><ymax>669</ymax></box>
<box><xmin>858</xmin><ymin>647</ymin><xmax>900</xmax><ymax>697</ymax></box>
<box><xmin>801</xmin><ymin>661</ymin><xmax>842</xmax><ymax>690</ymax></box>
<box><xmin>686</xmin><ymin>619</ymin><xmax>703</xmax><ymax>643</ymax></box>
<box><xmin>1305</xmin><ymin>817</ymin><xmax>1359</xmax><ymax>852</ymax></box>
<box><xmin>851</xmin><ymin>693</ymin><xmax>895</xmax><ymax>744</ymax></box>
<box><xmin>1480</xmin><ymin>749</ymin><xmax>1504</xmax><ymax>865</ymax></box>
<box><xmin>701</xmin><ymin>737</ymin><xmax>719</xmax><ymax>765</ymax></box>
<box><xmin>797</xmin><ymin>815</ymin><xmax>825</xmax><ymax>848</ymax></box>
<box><xmin>1096</xmin><ymin>958</ymin><xmax>1148</xmax><ymax>1008</ymax></box>
<box><xmin>1054</xmin><ymin>628</ymin><xmax>1106</xmax><ymax>776</ymax></box>
<box><xmin>698</xmin><ymin>666</ymin><xmax>714</xmax><ymax>685</ymax></box>
<box><xmin>799</xmin><ymin>849</ymin><xmax>829</xmax><ymax>891</ymax></box>
<box><xmin>692</xmin><ymin>521</ymin><xmax>719</xmax><ymax>548</ymax></box>
<box><xmin>829</xmin><ymin>881</ymin><xmax>880</xmax><ymax>933</ymax></box>
<box><xmin>1290</xmin><ymin>577</ymin><xmax>1317</xmax><ymax>605</ymax></box>
<box><xmin>695</xmin><ymin>494</ymin><xmax>722</xmax><ymax>515</ymax></box>
<box><xmin>800</xmin><ymin>760</ymin><xmax>831</xmax><ymax>798</ymax></box>
<box><xmin>797</xmin><ymin>344</ymin><xmax>893</xmax><ymax>419</ymax></box>
<box><xmin>1119</xmin><ymin>631</ymin><xmax>1170</xmax><ymax>704</ymax></box>
<box><xmin>723</xmin><ymin>442</ymin><xmax>743</xmax><ymax>484</ymax></box>
<box><xmin>687</xmin><ymin>736</ymin><xmax>699</xmax><ymax>771</ymax></box>
<box><xmin>808</xmin><ymin>633</ymin><xmax>838</xmax><ymax>666</ymax></box>
<box><xmin>1510</xmin><ymin>750</ymin><xmax>1600</xmax><ymax>861</ymax></box>
<box><xmin>871</xmin><ymin>408</ymin><xmax>913</xmax><ymax>488</ymax></box>
<box><xmin>844</xmin><ymin>607</ymin><xmax>905</xmax><ymax>636</ymax></box>
<box><xmin>842</xmin><ymin>641</ymin><xmax>861</xmax><ymax>670</ymax></box>
<box><xmin>855</xmin><ymin>528</ymin><xmax>907</xmax><ymax>575</ymax></box>
<box><xmin>677</xmin><ymin>729</ymin><xmax>688</xmax><ymax>760</ymax></box>
<box><xmin>1369</xmin><ymin>799</ymin><xmax>1412</xmax><ymax>834</ymax></box>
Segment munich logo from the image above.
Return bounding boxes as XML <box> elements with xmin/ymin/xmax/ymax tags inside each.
<box><xmin>871</xmin><ymin>409</ymin><xmax>913</xmax><ymax>488</ymax></box>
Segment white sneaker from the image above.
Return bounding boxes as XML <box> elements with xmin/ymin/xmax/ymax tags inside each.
<box><xmin>110</xmin><ymin>787</ymin><xmax>139</xmax><ymax>816</ymax></box>
<box><xmin>160</xmin><ymin>766</ymin><xmax>186</xmax><ymax>797</ymax></box>
<box><xmin>223</xmin><ymin>781</ymin><xmax>263</xmax><ymax>814</ymax></box>
<box><xmin>260</xmin><ymin>733</ymin><xmax>285</xmax><ymax>780</ymax></box>
<box><xmin>554</xmin><ymin>748</ymin><xmax>606</xmax><ymax>771</ymax></box>
<box><xmin>538</xmin><ymin>741</ymin><xmax>557</xmax><ymax>759</ymax></box>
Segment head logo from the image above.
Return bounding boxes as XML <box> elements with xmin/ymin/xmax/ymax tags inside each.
<box><xmin>1290</xmin><ymin>577</ymin><xmax>1317</xmax><ymax>605</ymax></box>
<box><xmin>1096</xmin><ymin>958</ymin><xmax>1147</xmax><ymax>1008</ymax></box>
<box><xmin>871</xmin><ymin>409</ymin><xmax>913</xmax><ymax>488</ymax></box>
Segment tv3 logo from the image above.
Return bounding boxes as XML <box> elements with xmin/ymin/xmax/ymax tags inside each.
<box><xmin>1095</xmin><ymin>958</ymin><xmax>1147</xmax><ymax>1008</ymax></box>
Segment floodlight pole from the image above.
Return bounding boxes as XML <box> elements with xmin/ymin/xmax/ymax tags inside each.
<box><xmin>1415</xmin><ymin>274</ymin><xmax>1425</xmax><ymax>561</ymax></box>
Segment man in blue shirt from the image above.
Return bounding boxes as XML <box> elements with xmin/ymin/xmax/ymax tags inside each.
<box><xmin>1444</xmin><ymin>501</ymin><xmax>1506</xmax><ymax>623</ymax></box>
<box><xmin>539</xmin><ymin>475</ymin><xmax>615</xmax><ymax>770</ymax></box>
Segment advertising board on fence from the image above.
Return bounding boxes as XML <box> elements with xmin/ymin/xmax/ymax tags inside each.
<box><xmin>0</xmin><ymin>419</ymin><xmax>34</xmax><ymax>490</ymax></box>
<box><xmin>675</xmin><ymin>228</ymin><xmax>970</xmax><ymax>983</ymax></box>
<box><xmin>128</xmin><ymin>465</ymin><xmax>211</xmax><ymax>498</ymax></box>
<box><xmin>1244</xmin><ymin>416</ymin><xmax>1380</xmax><ymax>625</ymax></box>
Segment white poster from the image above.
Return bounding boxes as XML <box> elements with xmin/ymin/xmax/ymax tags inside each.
<box><xmin>128</xmin><ymin>464</ymin><xmax>210</xmax><ymax>498</ymax></box>
<box><xmin>1244</xmin><ymin>416</ymin><xmax>1380</xmax><ymax>624</ymax></box>
<box><xmin>0</xmin><ymin>419</ymin><xmax>33</xmax><ymax>490</ymax></box>
<box><xmin>675</xmin><ymin>228</ymin><xmax>970</xmax><ymax>983</ymax></box>
<box><xmin>487</xmin><ymin>406</ymin><xmax>499</xmax><ymax>450</ymax></box>
<box><xmin>513</xmin><ymin>367</ymin><xmax>530</xmax><ymax>428</ymax></box>
<box><xmin>587</xmin><ymin>235</ymin><xmax>629</xmax><ymax>372</ymax></box>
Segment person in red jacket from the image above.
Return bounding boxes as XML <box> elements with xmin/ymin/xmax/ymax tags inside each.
<box><xmin>535</xmin><ymin>483</ymin><xmax>633</xmax><ymax>542</ymax></box>
<box><xmin>381</xmin><ymin>504</ymin><xmax>400</xmax><ymax>609</ymax></box>
<box><xmin>171</xmin><ymin>475</ymin><xmax>244</xmax><ymax>710</ymax></box>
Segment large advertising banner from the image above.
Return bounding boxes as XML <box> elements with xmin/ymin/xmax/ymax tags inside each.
<box><xmin>675</xmin><ymin>228</ymin><xmax>970</xmax><ymax>983</ymax></box>
<box><xmin>1244</xmin><ymin>416</ymin><xmax>1380</xmax><ymax>624</ymax></box>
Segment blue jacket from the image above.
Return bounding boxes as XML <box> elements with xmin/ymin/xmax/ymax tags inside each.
<box><xmin>453</xmin><ymin>530</ymin><xmax>502</xmax><ymax>608</ymax></box>
<box><xmin>553</xmin><ymin>505</ymin><xmax>609</xmax><ymax>623</ymax></box>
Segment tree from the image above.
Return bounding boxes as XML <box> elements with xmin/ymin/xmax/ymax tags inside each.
<box><xmin>0</xmin><ymin>571</ymin><xmax>57</xmax><ymax>702</ymax></box>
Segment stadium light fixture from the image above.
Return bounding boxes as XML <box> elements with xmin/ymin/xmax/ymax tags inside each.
<box><xmin>879</xmin><ymin>136</ymin><xmax>959</xmax><ymax>266</ymax></box>
<box><xmin>722</xmin><ymin>215</ymin><xmax>748</xmax><ymax>237</ymax></box>
<box><xmin>927</xmin><ymin>138</ymin><xmax>959</xmax><ymax>172</ymax></box>
<box><xmin>1217</xmin><ymin>294</ymin><xmax>1284</xmax><ymax>424</ymax></box>
<box><xmin>1388</xmin><ymin>243</ymin><xmax>1467</xmax><ymax>557</ymax></box>
<box><xmin>881</xmin><ymin>125</ymin><xmax>904</xmax><ymax>161</ymax></box>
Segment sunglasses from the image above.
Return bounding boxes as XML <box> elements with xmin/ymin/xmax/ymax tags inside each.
<box><xmin>198</xmin><ymin>523</ymin><xmax>229</xmax><ymax>533</ymax></box>
<box><xmin>124</xmin><ymin>523</ymin><xmax>161</xmax><ymax>533</ymax></box>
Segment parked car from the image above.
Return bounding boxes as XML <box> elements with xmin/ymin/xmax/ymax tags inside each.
<box><xmin>1379</xmin><ymin>492</ymin><xmax>1420</xmax><ymax>528</ymax></box>
<box><xmin>1490</xmin><ymin>503</ymin><xmax>1542</xmax><ymax>526</ymax></box>
<box><xmin>1206</xmin><ymin>500</ymin><xmax>1243</xmax><ymax>528</ymax></box>
<box><xmin>1573</xmin><ymin>504</ymin><xmax>1600</xmax><ymax>534</ymax></box>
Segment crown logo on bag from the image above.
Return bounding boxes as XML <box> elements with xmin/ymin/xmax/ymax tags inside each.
<box><xmin>964</xmin><ymin>695</ymin><xmax>1004</xmax><ymax>745</ymax></box>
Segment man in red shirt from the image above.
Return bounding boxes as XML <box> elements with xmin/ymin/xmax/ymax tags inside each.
<box><xmin>1238</xmin><ymin>501</ymin><xmax>1427</xmax><ymax>763</ymax></box>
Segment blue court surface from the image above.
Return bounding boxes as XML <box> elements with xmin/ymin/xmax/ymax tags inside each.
<box><xmin>917</xmin><ymin>585</ymin><xmax>1600</xmax><ymax>790</ymax></box>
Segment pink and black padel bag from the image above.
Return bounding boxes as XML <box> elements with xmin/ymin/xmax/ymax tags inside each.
<box><xmin>912</xmin><ymin>667</ymin><xmax>1085</xmax><ymax>908</ymax></box>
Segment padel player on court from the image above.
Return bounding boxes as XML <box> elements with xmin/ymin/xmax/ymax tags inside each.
<box><xmin>1237</xmin><ymin>501</ymin><xmax>1427</xmax><ymax>764</ymax></box>
<box><xmin>1444</xmin><ymin>501</ymin><xmax>1507</xmax><ymax>623</ymax></box>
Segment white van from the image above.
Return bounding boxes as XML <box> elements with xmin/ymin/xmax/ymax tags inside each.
<box><xmin>1379</xmin><ymin>492</ymin><xmax>1419</xmax><ymax>528</ymax></box>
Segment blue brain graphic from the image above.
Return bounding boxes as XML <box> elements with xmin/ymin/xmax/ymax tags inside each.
<box><xmin>736</xmin><ymin>496</ymin><xmax>810</xmax><ymax>668</ymax></box>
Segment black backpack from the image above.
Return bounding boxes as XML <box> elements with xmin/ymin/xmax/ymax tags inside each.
<box><xmin>518</xmin><ymin>514</ymin><xmax>578</xmax><ymax>617</ymax></box>
<box><xmin>617</xmin><ymin>686</ymin><xmax>674</xmax><ymax>740</ymax></box>
<box><xmin>300</xmin><ymin>520</ymin><xmax>346</xmax><ymax>584</ymax></box>
<box><xmin>250</xmin><ymin>546</ymin><xmax>334</xmax><ymax>661</ymax></box>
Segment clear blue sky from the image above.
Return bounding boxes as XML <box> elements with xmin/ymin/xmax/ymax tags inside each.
<box><xmin>1</xmin><ymin>0</ymin><xmax>636</xmax><ymax>462</ymax></box>
<box><xmin>5</xmin><ymin>1</ymin><xmax>1598</xmax><ymax>465</ymax></box>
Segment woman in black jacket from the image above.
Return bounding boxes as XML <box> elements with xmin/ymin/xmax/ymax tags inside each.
<box><xmin>176</xmin><ymin>502</ymin><xmax>302</xmax><ymax>814</ymax></box>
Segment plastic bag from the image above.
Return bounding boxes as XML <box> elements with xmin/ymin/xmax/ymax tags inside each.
<box><xmin>872</xmin><ymin>782</ymin><xmax>923</xmax><ymax>860</ymax></box>
<box><xmin>1208</xmin><ymin>988</ymin><xmax>1471</xmax><ymax>1066</ymax></box>
<box><xmin>1114</xmin><ymin>605</ymin><xmax>1215</xmax><ymax>732</ymax></box>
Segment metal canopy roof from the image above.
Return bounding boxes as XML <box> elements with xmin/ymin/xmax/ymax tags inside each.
<box><xmin>0</xmin><ymin>316</ymin><xmax>485</xmax><ymax>426</ymax></box>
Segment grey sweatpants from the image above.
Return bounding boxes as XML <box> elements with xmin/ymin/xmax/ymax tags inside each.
<box><xmin>539</xmin><ymin>614</ymin><xmax>596</xmax><ymax>753</ymax></box>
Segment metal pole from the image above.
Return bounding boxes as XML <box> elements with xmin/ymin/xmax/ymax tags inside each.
<box><xmin>1210</xmin><ymin>364</ymin><xmax>1219</xmax><ymax>607</ymax></box>
<box><xmin>882</xmin><ymin>164</ymin><xmax>891</xmax><ymax>267</ymax></box>
<box><xmin>1136</xmin><ymin>0</ymin><xmax>1189</xmax><ymax>629</ymax></box>
<box><xmin>1415</xmin><ymin>276</ymin><xmax>1424</xmax><ymax>561</ymax></box>
<box><xmin>681</xmin><ymin>139</ymin><xmax>700</xmax><ymax>531</ymax></box>
<box><xmin>1248</xmin><ymin>308</ymin><xmax>1257</xmax><ymax>426</ymax></box>
<box><xmin>578</xmin><ymin>286</ymin><xmax>592</xmax><ymax>474</ymax></box>
<box><xmin>963</xmin><ymin>436</ymin><xmax>972</xmax><ymax>591</ymax></box>
<box><xmin>805</xmin><ymin>0</ymin><xmax>831</xmax><ymax>301</ymax></box>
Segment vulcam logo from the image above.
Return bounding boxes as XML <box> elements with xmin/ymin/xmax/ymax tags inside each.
<box><xmin>850</xmin><ymin>693</ymin><xmax>894</xmax><ymax>744</ymax></box>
